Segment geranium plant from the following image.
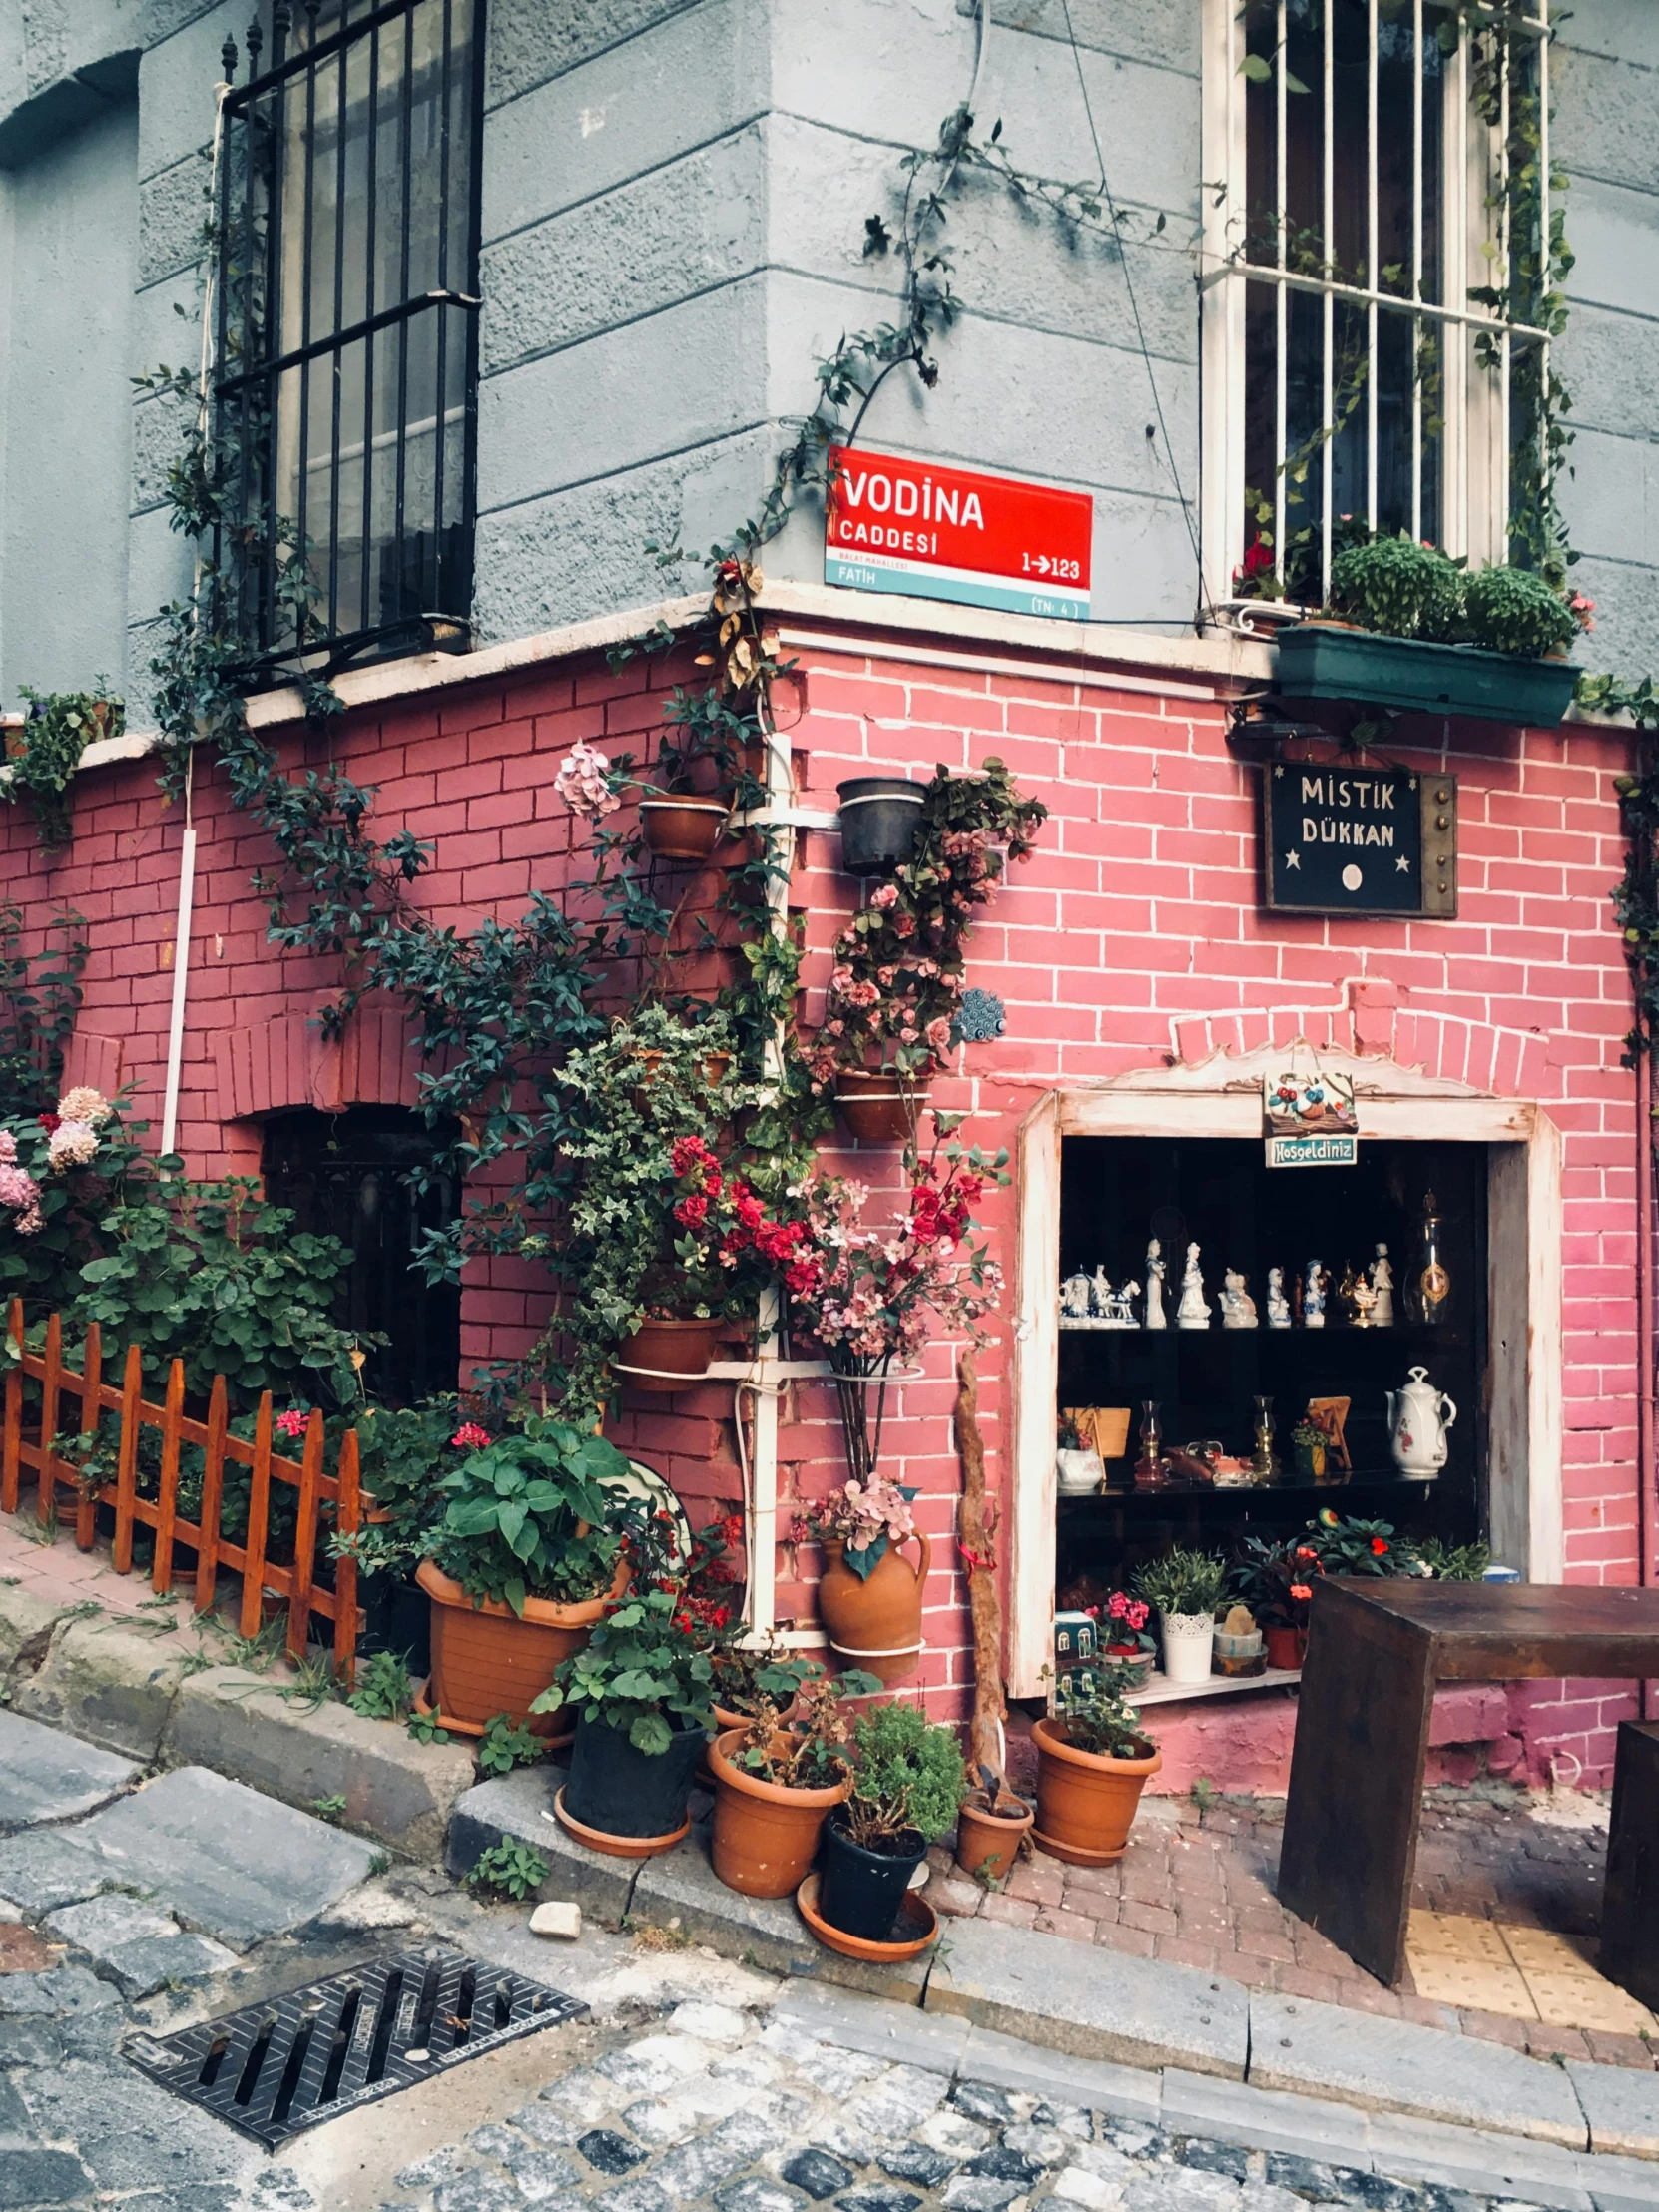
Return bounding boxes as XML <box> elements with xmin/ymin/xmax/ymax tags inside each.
<box><xmin>1099</xmin><ymin>1589</ymin><xmax>1155</xmax><ymax>1660</ymax></box>
<box><xmin>804</xmin><ymin>761</ymin><xmax>1045</xmax><ymax>1091</ymax></box>
<box><xmin>531</xmin><ymin>1583</ymin><xmax>718</xmax><ymax>1754</ymax></box>
<box><xmin>787</xmin><ymin>1127</ymin><xmax>1007</xmax><ymax>1491</ymax></box>
<box><xmin>1304</xmin><ymin>1507</ymin><xmax>1421</xmax><ymax>1578</ymax></box>
<box><xmin>428</xmin><ymin>1420</ymin><xmax>640</xmax><ymax>1615</ymax></box>
<box><xmin>728</xmin><ymin>1670</ymin><xmax>882</xmax><ymax>1791</ymax></box>
<box><xmin>1230</xmin><ymin>1534</ymin><xmax>1323</xmax><ymax>1632</ymax></box>
<box><xmin>1053</xmin><ymin>1673</ymin><xmax>1154</xmax><ymax>1762</ymax></box>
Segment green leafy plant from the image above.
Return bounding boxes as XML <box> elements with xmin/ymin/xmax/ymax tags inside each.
<box><xmin>6</xmin><ymin>688</ymin><xmax>123</xmax><ymax>848</ymax></box>
<box><xmin>1051</xmin><ymin>1674</ymin><xmax>1153</xmax><ymax>1762</ymax></box>
<box><xmin>465</xmin><ymin>1841</ymin><xmax>548</xmax><ymax>1901</ymax></box>
<box><xmin>1328</xmin><ymin>535</ymin><xmax>1466</xmax><ymax>642</ymax></box>
<box><xmin>1305</xmin><ymin>1508</ymin><xmax>1421</xmax><ymax>1577</ymax></box>
<box><xmin>327</xmin><ymin>1400</ymin><xmax>480</xmax><ymax>1583</ymax></box>
<box><xmin>1230</xmin><ymin>1534</ymin><xmax>1323</xmax><ymax>1631</ymax></box>
<box><xmin>838</xmin><ymin>1699</ymin><xmax>965</xmax><ymax>1849</ymax></box>
<box><xmin>1132</xmin><ymin>1547</ymin><xmax>1228</xmax><ymax>1620</ymax></box>
<box><xmin>477</xmin><ymin>1715</ymin><xmax>545</xmax><ymax>1777</ymax></box>
<box><xmin>729</xmin><ymin>1670</ymin><xmax>883</xmax><ymax>1790</ymax></box>
<box><xmin>532</xmin><ymin>1584</ymin><xmax>717</xmax><ymax>1756</ymax></box>
<box><xmin>1462</xmin><ymin>565</ymin><xmax>1576</xmax><ymax>658</ymax></box>
<box><xmin>0</xmin><ymin>907</ymin><xmax>86</xmax><ymax>1120</ymax></box>
<box><xmin>311</xmin><ymin>1794</ymin><xmax>347</xmax><ymax>1824</ymax></box>
<box><xmin>345</xmin><ymin>1649</ymin><xmax>417</xmax><ymax>1722</ymax></box>
<box><xmin>428</xmin><ymin>1420</ymin><xmax>639</xmax><ymax>1615</ymax></box>
<box><xmin>1418</xmin><ymin>1535</ymin><xmax>1491</xmax><ymax>1582</ymax></box>
<box><xmin>407</xmin><ymin>1709</ymin><xmax>449</xmax><ymax>1744</ymax></box>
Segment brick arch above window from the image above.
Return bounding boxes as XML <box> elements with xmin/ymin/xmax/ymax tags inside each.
<box><xmin>212</xmin><ymin>1002</ymin><xmax>419</xmax><ymax>1122</ymax></box>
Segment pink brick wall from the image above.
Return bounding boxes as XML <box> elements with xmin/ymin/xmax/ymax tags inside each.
<box><xmin>0</xmin><ymin>622</ymin><xmax>1641</xmax><ymax>1778</ymax></box>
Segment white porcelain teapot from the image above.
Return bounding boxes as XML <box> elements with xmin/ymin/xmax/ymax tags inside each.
<box><xmin>1386</xmin><ymin>1366</ymin><xmax>1456</xmax><ymax>1476</ymax></box>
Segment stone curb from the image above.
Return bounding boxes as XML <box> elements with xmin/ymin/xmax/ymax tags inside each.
<box><xmin>445</xmin><ymin>1773</ymin><xmax>1659</xmax><ymax>2174</ymax></box>
<box><xmin>0</xmin><ymin>1580</ymin><xmax>474</xmax><ymax>1858</ymax></box>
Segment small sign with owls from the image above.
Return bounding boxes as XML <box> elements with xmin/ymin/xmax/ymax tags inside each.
<box><xmin>1264</xmin><ymin>1068</ymin><xmax>1359</xmax><ymax>1168</ymax></box>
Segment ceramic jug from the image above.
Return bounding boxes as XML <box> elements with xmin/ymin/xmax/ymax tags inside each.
<box><xmin>1385</xmin><ymin>1366</ymin><xmax>1456</xmax><ymax>1476</ymax></box>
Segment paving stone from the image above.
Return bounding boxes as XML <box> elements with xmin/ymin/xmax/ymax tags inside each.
<box><xmin>500</xmin><ymin>2147</ymin><xmax>583</xmax><ymax>2200</ymax></box>
<box><xmin>434</xmin><ymin>2175</ymin><xmax>522</xmax><ymax>2212</ymax></box>
<box><xmin>929</xmin><ymin>1920</ymin><xmax>1249</xmax><ymax>2080</ymax></box>
<box><xmin>43</xmin><ymin>1892</ymin><xmax>176</xmax><ymax>1953</ymax></box>
<box><xmin>876</xmin><ymin>2143</ymin><xmax>956</xmax><ymax>2187</ymax></box>
<box><xmin>917</xmin><ymin>2110</ymin><xmax>994</xmax><ymax>2157</ymax></box>
<box><xmin>0</xmin><ymin>2074</ymin><xmax>34</xmax><ymax>2146</ymax></box>
<box><xmin>0</xmin><ymin>1964</ymin><xmax>120</xmax><ymax>2018</ymax></box>
<box><xmin>773</xmin><ymin>1987</ymin><xmax>973</xmax><ymax>2077</ymax></box>
<box><xmin>0</xmin><ymin>1711</ymin><xmax>139</xmax><ymax>1830</ymax></box>
<box><xmin>670</xmin><ymin>1999</ymin><xmax>749</xmax><ymax>2042</ymax></box>
<box><xmin>621</xmin><ymin>2099</ymin><xmax>701</xmax><ymax>2148</ymax></box>
<box><xmin>0</xmin><ymin>1831</ymin><xmax>104</xmax><ymax>1915</ymax></box>
<box><xmin>1033</xmin><ymin>2104</ymin><xmax>1097</xmax><ymax>2143</ymax></box>
<box><xmin>597</xmin><ymin>2032</ymin><xmax>713</xmax><ymax>2094</ymax></box>
<box><xmin>397</xmin><ymin>2149</ymin><xmax>461</xmax><ymax>2188</ymax></box>
<box><xmin>952</xmin><ymin>2082</ymin><xmax>1025</xmax><ymax>2126</ymax></box>
<box><xmin>0</xmin><ymin>2018</ymin><xmax>61</xmax><ymax>2068</ymax></box>
<box><xmin>783</xmin><ymin>2150</ymin><xmax>856</xmax><ymax>2199</ymax></box>
<box><xmin>1074</xmin><ymin>2145</ymin><xmax>1138</xmax><ymax>2183</ymax></box>
<box><xmin>597</xmin><ymin>2181</ymin><xmax>675</xmax><ymax>2212</ymax></box>
<box><xmin>1052</xmin><ymin>2173</ymin><xmax>1126</xmax><ymax>2211</ymax></box>
<box><xmin>1567</xmin><ymin>2061</ymin><xmax>1659</xmax><ymax>2160</ymax></box>
<box><xmin>1247</xmin><ymin>1992</ymin><xmax>1589</xmax><ymax>2151</ymax></box>
<box><xmin>1366</xmin><ymin>2110</ymin><xmax>1593</xmax><ymax>2209</ymax></box>
<box><xmin>966</xmin><ymin>2145</ymin><xmax>1047</xmax><ymax>2186</ymax></box>
<box><xmin>654</xmin><ymin>2132</ymin><xmax>755</xmax><ymax>2200</ymax></box>
<box><xmin>1122</xmin><ymin>2169</ymin><xmax>1244</xmax><ymax>2212</ymax></box>
<box><xmin>580</xmin><ymin>2130</ymin><xmax>651</xmax><ymax>2176</ymax></box>
<box><xmin>716</xmin><ymin>2183</ymin><xmax>810</xmax><ymax>2212</ymax></box>
<box><xmin>0</xmin><ymin>2147</ymin><xmax>95</xmax><ymax>2207</ymax></box>
<box><xmin>1161</xmin><ymin>2074</ymin><xmax>1373</xmax><ymax>2169</ymax></box>
<box><xmin>941</xmin><ymin>2174</ymin><xmax>1027</xmax><ymax>2212</ymax></box>
<box><xmin>1004</xmin><ymin>2124</ymin><xmax>1071</xmax><ymax>2166</ymax></box>
<box><xmin>848</xmin><ymin>2065</ymin><xmax>952</xmax><ymax>2137</ymax></box>
<box><xmin>509</xmin><ymin>2106</ymin><xmax>582</xmax><ymax>2150</ymax></box>
<box><xmin>812</xmin><ymin>2121</ymin><xmax>880</xmax><ymax>2168</ymax></box>
<box><xmin>835</xmin><ymin>2192</ymin><xmax>921</xmax><ymax>2212</ymax></box>
<box><xmin>760</xmin><ymin>2021</ymin><xmax>886</xmax><ymax>2096</ymax></box>
<box><xmin>469</xmin><ymin>2123</ymin><xmax>528</xmax><ymax>2162</ymax></box>
<box><xmin>1179</xmin><ymin>2144</ymin><xmax>1251</xmax><ymax>2182</ymax></box>
<box><xmin>65</xmin><ymin>1768</ymin><xmax>376</xmax><ymax>1946</ymax></box>
<box><xmin>539</xmin><ymin>2065</ymin><xmax>626</xmax><ymax>2124</ymax></box>
<box><xmin>96</xmin><ymin>1929</ymin><xmax>239</xmax><ymax>1998</ymax></box>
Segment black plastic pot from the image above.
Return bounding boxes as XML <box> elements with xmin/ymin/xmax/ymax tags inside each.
<box><xmin>836</xmin><ymin>779</ymin><xmax>924</xmax><ymax>876</ymax></box>
<box><xmin>818</xmin><ymin>1809</ymin><xmax>927</xmax><ymax>1940</ymax></box>
<box><xmin>563</xmin><ymin>1711</ymin><xmax>710</xmax><ymax>1839</ymax></box>
<box><xmin>356</xmin><ymin>1572</ymin><xmax>432</xmax><ymax>1676</ymax></box>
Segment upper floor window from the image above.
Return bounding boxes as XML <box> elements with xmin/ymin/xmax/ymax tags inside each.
<box><xmin>1200</xmin><ymin>0</ymin><xmax>1558</xmax><ymax>609</ymax></box>
<box><xmin>215</xmin><ymin>0</ymin><xmax>482</xmax><ymax>671</ymax></box>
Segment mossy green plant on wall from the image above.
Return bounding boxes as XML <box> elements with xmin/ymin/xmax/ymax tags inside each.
<box><xmin>5</xmin><ymin>689</ymin><xmax>123</xmax><ymax>850</ymax></box>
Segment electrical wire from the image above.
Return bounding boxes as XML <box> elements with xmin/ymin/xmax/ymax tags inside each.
<box><xmin>1057</xmin><ymin>0</ymin><xmax>1212</xmax><ymax>621</ymax></box>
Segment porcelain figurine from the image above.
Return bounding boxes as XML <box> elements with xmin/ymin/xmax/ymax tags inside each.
<box><xmin>1266</xmin><ymin>1266</ymin><xmax>1291</xmax><ymax>1329</ymax></box>
<box><xmin>1386</xmin><ymin>1365</ymin><xmax>1457</xmax><ymax>1476</ymax></box>
<box><xmin>1090</xmin><ymin>1265</ymin><xmax>1115</xmax><ymax>1320</ymax></box>
<box><xmin>1144</xmin><ymin>1239</ymin><xmax>1167</xmax><ymax>1330</ymax></box>
<box><xmin>1176</xmin><ymin>1243</ymin><xmax>1211</xmax><ymax>1330</ymax></box>
<box><xmin>1302</xmin><ymin>1258</ymin><xmax>1326</xmax><ymax>1329</ymax></box>
<box><xmin>1115</xmin><ymin>1279</ymin><xmax>1142</xmax><ymax>1328</ymax></box>
<box><xmin>1219</xmin><ymin>1267</ymin><xmax>1258</xmax><ymax>1329</ymax></box>
<box><xmin>1370</xmin><ymin>1243</ymin><xmax>1394</xmax><ymax>1327</ymax></box>
<box><xmin>1060</xmin><ymin>1270</ymin><xmax>1093</xmax><ymax>1322</ymax></box>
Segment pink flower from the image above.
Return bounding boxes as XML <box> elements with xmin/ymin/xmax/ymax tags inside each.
<box><xmin>276</xmin><ymin>1409</ymin><xmax>306</xmax><ymax>1440</ymax></box>
<box><xmin>450</xmin><ymin>1422</ymin><xmax>491</xmax><ymax>1450</ymax></box>
<box><xmin>867</xmin><ymin>884</ymin><xmax>898</xmax><ymax>911</ymax></box>
<box><xmin>553</xmin><ymin>741</ymin><xmax>621</xmax><ymax>820</ymax></box>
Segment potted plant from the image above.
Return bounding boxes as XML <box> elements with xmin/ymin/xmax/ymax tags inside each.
<box><xmin>1131</xmin><ymin>1547</ymin><xmax>1227</xmax><ymax>1685</ymax></box>
<box><xmin>811</xmin><ymin>1700</ymin><xmax>965</xmax><ymax>1950</ymax></box>
<box><xmin>808</xmin><ymin>1480</ymin><xmax>930</xmax><ymax>1687</ymax></box>
<box><xmin>639</xmin><ymin>792</ymin><xmax>733</xmax><ymax>861</ymax></box>
<box><xmin>1230</xmin><ymin>1534</ymin><xmax>1321</xmax><ymax>1670</ymax></box>
<box><xmin>836</xmin><ymin>777</ymin><xmax>926</xmax><ymax>875</ymax></box>
<box><xmin>954</xmin><ymin>1760</ymin><xmax>1034</xmax><ymax>1883</ymax></box>
<box><xmin>1098</xmin><ymin>1589</ymin><xmax>1156</xmax><ymax>1686</ymax></box>
<box><xmin>416</xmin><ymin>1421</ymin><xmax>638</xmax><ymax>1735</ymax></box>
<box><xmin>708</xmin><ymin>1670</ymin><xmax>880</xmax><ymax>1898</ymax></box>
<box><xmin>1291</xmin><ymin>1420</ymin><xmax>1328</xmax><ymax>1481</ymax></box>
<box><xmin>1304</xmin><ymin>1506</ymin><xmax>1421</xmax><ymax>1577</ymax></box>
<box><xmin>1056</xmin><ymin>1411</ymin><xmax>1105</xmax><ymax>1496</ymax></box>
<box><xmin>1032</xmin><ymin>1675</ymin><xmax>1160</xmax><ymax>1867</ymax></box>
<box><xmin>532</xmin><ymin>1584</ymin><xmax>717</xmax><ymax>1855</ymax></box>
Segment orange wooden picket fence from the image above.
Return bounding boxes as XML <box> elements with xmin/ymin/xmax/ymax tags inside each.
<box><xmin>0</xmin><ymin>1301</ymin><xmax>363</xmax><ymax>1671</ymax></box>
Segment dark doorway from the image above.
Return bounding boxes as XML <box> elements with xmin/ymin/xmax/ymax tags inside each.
<box><xmin>263</xmin><ymin>1107</ymin><xmax>462</xmax><ymax>1407</ymax></box>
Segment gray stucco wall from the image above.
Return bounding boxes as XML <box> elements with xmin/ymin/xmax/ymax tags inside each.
<box><xmin>0</xmin><ymin>0</ymin><xmax>1648</xmax><ymax>701</ymax></box>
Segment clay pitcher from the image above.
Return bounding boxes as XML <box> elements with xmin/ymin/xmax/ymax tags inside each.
<box><xmin>815</xmin><ymin>1532</ymin><xmax>931</xmax><ymax>1685</ymax></box>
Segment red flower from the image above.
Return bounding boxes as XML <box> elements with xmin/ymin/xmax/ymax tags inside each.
<box><xmin>674</xmin><ymin>1194</ymin><xmax>709</xmax><ymax>1227</ymax></box>
<box><xmin>1371</xmin><ymin>1536</ymin><xmax>1389</xmax><ymax>1556</ymax></box>
<box><xmin>449</xmin><ymin>1422</ymin><xmax>491</xmax><ymax>1450</ymax></box>
<box><xmin>37</xmin><ymin>1113</ymin><xmax>60</xmax><ymax>1136</ymax></box>
<box><xmin>1290</xmin><ymin>1583</ymin><xmax>1314</xmax><ymax>1601</ymax></box>
<box><xmin>275</xmin><ymin>1408</ymin><xmax>306</xmax><ymax>1440</ymax></box>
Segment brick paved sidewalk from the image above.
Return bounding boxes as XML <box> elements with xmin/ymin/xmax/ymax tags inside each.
<box><xmin>927</xmin><ymin>1787</ymin><xmax>1659</xmax><ymax>2073</ymax></box>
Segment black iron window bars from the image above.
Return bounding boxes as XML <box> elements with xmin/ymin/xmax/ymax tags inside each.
<box><xmin>214</xmin><ymin>0</ymin><xmax>483</xmax><ymax>677</ymax></box>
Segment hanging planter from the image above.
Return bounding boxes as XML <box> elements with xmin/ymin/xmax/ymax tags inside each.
<box><xmin>618</xmin><ymin>1315</ymin><xmax>723</xmax><ymax>1391</ymax></box>
<box><xmin>836</xmin><ymin>778</ymin><xmax>925</xmax><ymax>875</ymax></box>
<box><xmin>640</xmin><ymin>793</ymin><xmax>731</xmax><ymax>861</ymax></box>
<box><xmin>815</xmin><ymin>1531</ymin><xmax>930</xmax><ymax>1685</ymax></box>
<box><xmin>834</xmin><ymin>1069</ymin><xmax>928</xmax><ymax>1144</ymax></box>
<box><xmin>415</xmin><ymin>1559</ymin><xmax>615</xmax><ymax>1737</ymax></box>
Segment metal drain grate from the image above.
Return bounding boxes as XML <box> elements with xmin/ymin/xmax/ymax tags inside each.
<box><xmin>124</xmin><ymin>1946</ymin><xmax>587</xmax><ymax>2150</ymax></box>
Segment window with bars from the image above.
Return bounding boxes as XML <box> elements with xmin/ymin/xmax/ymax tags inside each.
<box><xmin>1200</xmin><ymin>0</ymin><xmax>1561</xmax><ymax>609</ymax></box>
<box><xmin>214</xmin><ymin>0</ymin><xmax>483</xmax><ymax>671</ymax></box>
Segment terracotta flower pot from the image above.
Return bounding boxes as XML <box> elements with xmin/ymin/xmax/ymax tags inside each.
<box><xmin>815</xmin><ymin>1532</ymin><xmax>931</xmax><ymax>1685</ymax></box>
<box><xmin>640</xmin><ymin>795</ymin><xmax>730</xmax><ymax>861</ymax></box>
<box><xmin>954</xmin><ymin>1793</ymin><xmax>1034</xmax><ymax>1883</ymax></box>
<box><xmin>1265</xmin><ymin>1625</ymin><xmax>1309</xmax><ymax>1670</ymax></box>
<box><xmin>709</xmin><ymin>1727</ymin><xmax>850</xmax><ymax>1898</ymax></box>
<box><xmin>619</xmin><ymin>1315</ymin><xmax>723</xmax><ymax>1392</ymax></box>
<box><xmin>417</xmin><ymin>1557</ymin><xmax>617</xmax><ymax>1735</ymax></box>
<box><xmin>834</xmin><ymin>1070</ymin><xmax>929</xmax><ymax>1145</ymax></box>
<box><xmin>1031</xmin><ymin>1713</ymin><xmax>1161</xmax><ymax>1868</ymax></box>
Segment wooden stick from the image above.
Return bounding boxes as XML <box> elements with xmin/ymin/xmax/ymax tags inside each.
<box><xmin>2</xmin><ymin>1299</ymin><xmax>22</xmax><ymax>1513</ymax></box>
<box><xmin>955</xmin><ymin>1347</ymin><xmax>1008</xmax><ymax>1787</ymax></box>
<box><xmin>196</xmin><ymin>1375</ymin><xmax>228</xmax><ymax>1617</ymax></box>
<box><xmin>37</xmin><ymin>1311</ymin><xmax>61</xmax><ymax>1529</ymax></box>
<box><xmin>240</xmin><ymin>1395</ymin><xmax>274</xmax><ymax>1639</ymax></box>
<box><xmin>152</xmin><ymin>1360</ymin><xmax>186</xmax><ymax>1594</ymax></box>
<box><xmin>74</xmin><ymin>1326</ymin><xmax>102</xmax><ymax>1550</ymax></box>
<box><xmin>112</xmin><ymin>1344</ymin><xmax>143</xmax><ymax>1576</ymax></box>
<box><xmin>286</xmin><ymin>1411</ymin><xmax>324</xmax><ymax>1663</ymax></box>
<box><xmin>332</xmin><ymin>1426</ymin><xmax>361</xmax><ymax>1688</ymax></box>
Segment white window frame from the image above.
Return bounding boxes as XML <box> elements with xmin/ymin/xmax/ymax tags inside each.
<box><xmin>1198</xmin><ymin>0</ymin><xmax>1552</xmax><ymax>614</ymax></box>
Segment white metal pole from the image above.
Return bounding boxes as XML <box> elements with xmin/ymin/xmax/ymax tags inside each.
<box><xmin>1321</xmin><ymin>0</ymin><xmax>1335</xmax><ymax>594</ymax></box>
<box><xmin>160</xmin><ymin>815</ymin><xmax>197</xmax><ymax>1161</ymax></box>
<box><xmin>1411</xmin><ymin>0</ymin><xmax>1424</xmax><ymax>542</ymax></box>
<box><xmin>1275</xmin><ymin>0</ymin><xmax>1288</xmax><ymax>576</ymax></box>
<box><xmin>1366</xmin><ymin>0</ymin><xmax>1379</xmax><ymax>533</ymax></box>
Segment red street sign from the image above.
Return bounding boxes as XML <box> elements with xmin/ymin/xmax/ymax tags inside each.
<box><xmin>825</xmin><ymin>444</ymin><xmax>1093</xmax><ymax>620</ymax></box>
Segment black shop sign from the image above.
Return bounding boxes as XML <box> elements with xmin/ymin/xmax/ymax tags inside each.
<box><xmin>1262</xmin><ymin>764</ymin><xmax>1457</xmax><ymax>918</ymax></box>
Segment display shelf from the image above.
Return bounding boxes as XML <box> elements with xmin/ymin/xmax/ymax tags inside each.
<box><xmin>1122</xmin><ymin>1665</ymin><xmax>1302</xmax><ymax>1707</ymax></box>
<box><xmin>1059</xmin><ymin>1322</ymin><xmax>1468</xmax><ymax>1344</ymax></box>
<box><xmin>1057</xmin><ymin>1469</ymin><xmax>1436</xmax><ymax>1506</ymax></box>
